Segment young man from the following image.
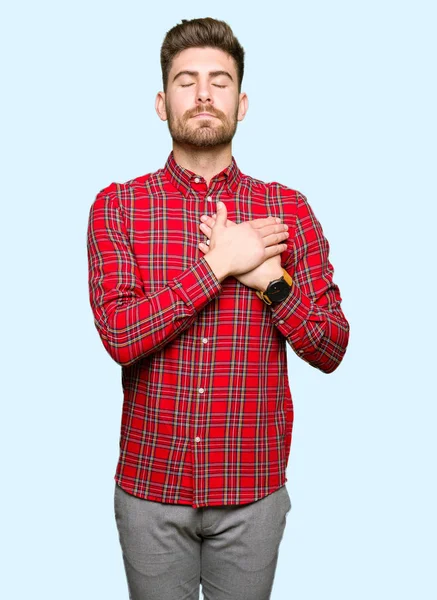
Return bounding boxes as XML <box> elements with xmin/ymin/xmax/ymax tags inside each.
<box><xmin>87</xmin><ymin>17</ymin><xmax>349</xmax><ymax>600</ymax></box>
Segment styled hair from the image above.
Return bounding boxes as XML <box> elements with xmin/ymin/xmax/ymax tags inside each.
<box><xmin>160</xmin><ymin>17</ymin><xmax>245</xmax><ymax>93</ymax></box>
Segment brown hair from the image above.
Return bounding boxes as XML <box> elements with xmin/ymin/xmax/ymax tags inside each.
<box><xmin>160</xmin><ymin>17</ymin><xmax>245</xmax><ymax>93</ymax></box>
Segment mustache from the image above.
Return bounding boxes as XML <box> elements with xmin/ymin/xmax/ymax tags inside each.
<box><xmin>189</xmin><ymin>109</ymin><xmax>220</xmax><ymax>118</ymax></box>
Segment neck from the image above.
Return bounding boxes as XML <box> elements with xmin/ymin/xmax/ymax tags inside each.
<box><xmin>172</xmin><ymin>142</ymin><xmax>232</xmax><ymax>187</ymax></box>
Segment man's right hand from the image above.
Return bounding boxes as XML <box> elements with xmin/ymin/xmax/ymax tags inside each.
<box><xmin>203</xmin><ymin>201</ymin><xmax>289</xmax><ymax>283</ymax></box>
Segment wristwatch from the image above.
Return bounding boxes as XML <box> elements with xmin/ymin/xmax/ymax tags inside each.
<box><xmin>255</xmin><ymin>269</ymin><xmax>293</xmax><ymax>305</ymax></box>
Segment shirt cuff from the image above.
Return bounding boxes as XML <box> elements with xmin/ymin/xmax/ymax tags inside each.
<box><xmin>169</xmin><ymin>256</ymin><xmax>223</xmax><ymax>312</ymax></box>
<box><xmin>268</xmin><ymin>282</ymin><xmax>312</xmax><ymax>331</ymax></box>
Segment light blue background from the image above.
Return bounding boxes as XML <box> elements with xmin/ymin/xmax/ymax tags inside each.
<box><xmin>2</xmin><ymin>1</ymin><xmax>435</xmax><ymax>598</ymax></box>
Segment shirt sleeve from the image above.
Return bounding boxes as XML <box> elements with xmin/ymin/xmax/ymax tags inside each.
<box><xmin>268</xmin><ymin>192</ymin><xmax>350</xmax><ymax>373</ymax></box>
<box><xmin>86</xmin><ymin>187</ymin><xmax>223</xmax><ymax>367</ymax></box>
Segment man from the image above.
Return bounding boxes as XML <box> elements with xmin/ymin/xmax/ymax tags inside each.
<box><xmin>87</xmin><ymin>17</ymin><xmax>349</xmax><ymax>600</ymax></box>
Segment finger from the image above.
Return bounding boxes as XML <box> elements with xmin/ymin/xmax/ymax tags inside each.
<box><xmin>200</xmin><ymin>214</ymin><xmax>236</xmax><ymax>227</ymax></box>
<box><xmin>198</xmin><ymin>242</ymin><xmax>209</xmax><ymax>253</ymax></box>
<box><xmin>262</xmin><ymin>231</ymin><xmax>290</xmax><ymax>247</ymax></box>
<box><xmin>210</xmin><ymin>212</ymin><xmax>232</xmax><ymax>223</ymax></box>
<box><xmin>200</xmin><ymin>215</ymin><xmax>283</xmax><ymax>228</ymax></box>
<box><xmin>199</xmin><ymin>222</ymin><xmax>212</xmax><ymax>237</ymax></box>
<box><xmin>249</xmin><ymin>216</ymin><xmax>283</xmax><ymax>229</ymax></box>
<box><xmin>264</xmin><ymin>243</ymin><xmax>288</xmax><ymax>259</ymax></box>
<box><xmin>199</xmin><ymin>215</ymin><xmax>217</xmax><ymax>229</ymax></box>
<box><xmin>258</xmin><ymin>223</ymin><xmax>289</xmax><ymax>238</ymax></box>
<box><xmin>215</xmin><ymin>201</ymin><xmax>227</xmax><ymax>226</ymax></box>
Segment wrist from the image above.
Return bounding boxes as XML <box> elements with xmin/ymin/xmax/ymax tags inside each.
<box><xmin>203</xmin><ymin>251</ymin><xmax>229</xmax><ymax>283</ymax></box>
<box><xmin>256</xmin><ymin>268</ymin><xmax>293</xmax><ymax>305</ymax></box>
<box><xmin>258</xmin><ymin>267</ymin><xmax>284</xmax><ymax>292</ymax></box>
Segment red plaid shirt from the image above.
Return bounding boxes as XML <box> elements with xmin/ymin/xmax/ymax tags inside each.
<box><xmin>87</xmin><ymin>150</ymin><xmax>349</xmax><ymax>508</ymax></box>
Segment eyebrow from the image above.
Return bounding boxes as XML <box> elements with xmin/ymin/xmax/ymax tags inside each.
<box><xmin>172</xmin><ymin>70</ymin><xmax>234</xmax><ymax>83</ymax></box>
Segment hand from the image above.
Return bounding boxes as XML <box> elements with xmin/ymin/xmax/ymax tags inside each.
<box><xmin>200</xmin><ymin>201</ymin><xmax>289</xmax><ymax>282</ymax></box>
<box><xmin>199</xmin><ymin>209</ymin><xmax>288</xmax><ymax>290</ymax></box>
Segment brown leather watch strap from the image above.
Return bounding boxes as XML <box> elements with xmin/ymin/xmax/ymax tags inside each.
<box><xmin>255</xmin><ymin>269</ymin><xmax>292</xmax><ymax>305</ymax></box>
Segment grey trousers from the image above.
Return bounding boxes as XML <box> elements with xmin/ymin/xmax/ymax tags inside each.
<box><xmin>114</xmin><ymin>482</ymin><xmax>292</xmax><ymax>600</ymax></box>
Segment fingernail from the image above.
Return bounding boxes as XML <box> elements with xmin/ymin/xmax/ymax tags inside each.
<box><xmin>276</xmin><ymin>217</ymin><xmax>281</xmax><ymax>223</ymax></box>
<box><xmin>217</xmin><ymin>201</ymin><xmax>224</xmax><ymax>208</ymax></box>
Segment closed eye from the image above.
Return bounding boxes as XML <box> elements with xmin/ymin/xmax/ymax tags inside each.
<box><xmin>181</xmin><ymin>84</ymin><xmax>226</xmax><ymax>88</ymax></box>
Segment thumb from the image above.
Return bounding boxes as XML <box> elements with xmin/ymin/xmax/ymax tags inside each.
<box><xmin>214</xmin><ymin>201</ymin><xmax>227</xmax><ymax>227</ymax></box>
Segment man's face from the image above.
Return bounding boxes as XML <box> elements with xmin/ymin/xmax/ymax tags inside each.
<box><xmin>157</xmin><ymin>47</ymin><xmax>247</xmax><ymax>148</ymax></box>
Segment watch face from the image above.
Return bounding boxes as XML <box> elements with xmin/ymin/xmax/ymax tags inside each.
<box><xmin>267</xmin><ymin>279</ymin><xmax>291</xmax><ymax>302</ymax></box>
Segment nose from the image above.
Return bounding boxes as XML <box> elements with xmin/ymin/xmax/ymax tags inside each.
<box><xmin>196</xmin><ymin>80</ymin><xmax>213</xmax><ymax>105</ymax></box>
<box><xmin>197</xmin><ymin>93</ymin><xmax>212</xmax><ymax>105</ymax></box>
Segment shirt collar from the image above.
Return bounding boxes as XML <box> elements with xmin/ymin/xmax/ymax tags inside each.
<box><xmin>163</xmin><ymin>150</ymin><xmax>241</xmax><ymax>198</ymax></box>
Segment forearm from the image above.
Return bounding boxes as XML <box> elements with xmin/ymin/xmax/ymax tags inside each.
<box><xmin>268</xmin><ymin>281</ymin><xmax>349</xmax><ymax>373</ymax></box>
<box><xmin>90</xmin><ymin>257</ymin><xmax>222</xmax><ymax>367</ymax></box>
<box><xmin>203</xmin><ymin>249</ymin><xmax>230</xmax><ymax>283</ymax></box>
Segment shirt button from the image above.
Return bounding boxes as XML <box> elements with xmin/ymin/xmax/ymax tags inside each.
<box><xmin>299</xmin><ymin>350</ymin><xmax>304</xmax><ymax>354</ymax></box>
<box><xmin>202</xmin><ymin>338</ymin><xmax>208</xmax><ymax>344</ymax></box>
<box><xmin>194</xmin><ymin>177</ymin><xmax>200</xmax><ymax>183</ymax></box>
<box><xmin>278</xmin><ymin>320</ymin><xmax>284</xmax><ymax>325</ymax></box>
<box><xmin>195</xmin><ymin>436</ymin><xmax>201</xmax><ymax>443</ymax></box>
<box><xmin>198</xmin><ymin>388</ymin><xmax>205</xmax><ymax>394</ymax></box>
<box><xmin>206</xmin><ymin>196</ymin><xmax>213</xmax><ymax>202</ymax></box>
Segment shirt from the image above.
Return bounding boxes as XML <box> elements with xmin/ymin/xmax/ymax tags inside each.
<box><xmin>86</xmin><ymin>150</ymin><xmax>350</xmax><ymax>508</ymax></box>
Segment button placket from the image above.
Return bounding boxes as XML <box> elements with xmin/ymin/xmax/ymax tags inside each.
<box><xmin>193</xmin><ymin>329</ymin><xmax>210</xmax><ymax>450</ymax></box>
<box><xmin>201</xmin><ymin>195</ymin><xmax>212</xmax><ymax>245</ymax></box>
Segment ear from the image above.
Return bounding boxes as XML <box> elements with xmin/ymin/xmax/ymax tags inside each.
<box><xmin>155</xmin><ymin>92</ymin><xmax>168</xmax><ymax>121</ymax></box>
<box><xmin>237</xmin><ymin>92</ymin><xmax>249</xmax><ymax>122</ymax></box>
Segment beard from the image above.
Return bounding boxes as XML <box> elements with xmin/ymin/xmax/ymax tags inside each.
<box><xmin>165</xmin><ymin>102</ymin><xmax>239</xmax><ymax>148</ymax></box>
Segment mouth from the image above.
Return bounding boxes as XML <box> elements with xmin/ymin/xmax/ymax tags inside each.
<box><xmin>192</xmin><ymin>113</ymin><xmax>217</xmax><ymax>119</ymax></box>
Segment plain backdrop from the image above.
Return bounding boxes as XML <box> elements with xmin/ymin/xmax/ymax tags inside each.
<box><xmin>1</xmin><ymin>1</ymin><xmax>436</xmax><ymax>599</ymax></box>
